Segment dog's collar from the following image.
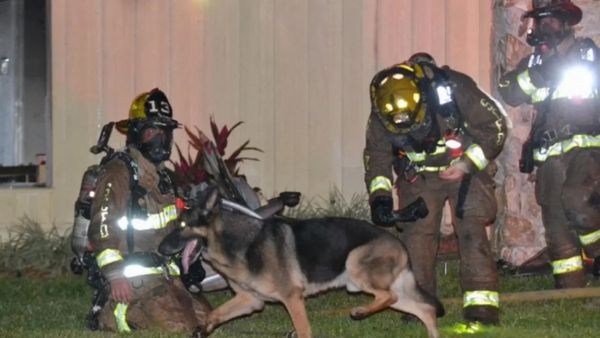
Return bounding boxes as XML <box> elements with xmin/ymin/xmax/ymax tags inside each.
<box><xmin>221</xmin><ymin>199</ymin><xmax>263</xmax><ymax>220</ymax></box>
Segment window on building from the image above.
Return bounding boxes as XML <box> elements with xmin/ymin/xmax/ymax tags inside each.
<box><xmin>0</xmin><ymin>0</ymin><xmax>50</xmax><ymax>187</ymax></box>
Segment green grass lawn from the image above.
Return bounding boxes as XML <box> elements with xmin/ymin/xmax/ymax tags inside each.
<box><xmin>2</xmin><ymin>261</ymin><xmax>600</xmax><ymax>338</ymax></box>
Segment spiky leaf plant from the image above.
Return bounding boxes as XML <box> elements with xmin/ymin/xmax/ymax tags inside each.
<box><xmin>170</xmin><ymin>117</ymin><xmax>262</xmax><ymax>191</ymax></box>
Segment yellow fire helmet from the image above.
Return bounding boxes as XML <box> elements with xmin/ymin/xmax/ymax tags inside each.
<box><xmin>116</xmin><ymin>88</ymin><xmax>179</xmax><ymax>134</ymax></box>
<box><xmin>370</xmin><ymin>63</ymin><xmax>427</xmax><ymax>134</ymax></box>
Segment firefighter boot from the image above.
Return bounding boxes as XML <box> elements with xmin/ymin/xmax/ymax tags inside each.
<box><xmin>464</xmin><ymin>305</ymin><xmax>499</xmax><ymax>326</ymax></box>
<box><xmin>554</xmin><ymin>269</ymin><xmax>587</xmax><ymax>288</ymax></box>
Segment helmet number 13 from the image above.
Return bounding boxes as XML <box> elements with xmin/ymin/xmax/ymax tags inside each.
<box><xmin>147</xmin><ymin>99</ymin><xmax>171</xmax><ymax>115</ymax></box>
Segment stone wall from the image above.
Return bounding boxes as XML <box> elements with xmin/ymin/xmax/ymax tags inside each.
<box><xmin>492</xmin><ymin>0</ymin><xmax>600</xmax><ymax>266</ymax></box>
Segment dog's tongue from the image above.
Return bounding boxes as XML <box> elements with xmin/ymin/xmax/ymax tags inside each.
<box><xmin>181</xmin><ymin>239</ymin><xmax>198</xmax><ymax>274</ymax></box>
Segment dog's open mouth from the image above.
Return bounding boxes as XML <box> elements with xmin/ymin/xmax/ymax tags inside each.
<box><xmin>181</xmin><ymin>239</ymin><xmax>201</xmax><ymax>274</ymax></box>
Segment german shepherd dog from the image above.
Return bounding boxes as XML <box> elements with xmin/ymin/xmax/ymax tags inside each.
<box><xmin>160</xmin><ymin>188</ymin><xmax>444</xmax><ymax>338</ymax></box>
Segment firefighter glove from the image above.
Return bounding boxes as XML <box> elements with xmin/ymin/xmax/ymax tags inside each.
<box><xmin>370</xmin><ymin>195</ymin><xmax>396</xmax><ymax>226</ymax></box>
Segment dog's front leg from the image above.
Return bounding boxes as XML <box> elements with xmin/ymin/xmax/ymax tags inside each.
<box><xmin>205</xmin><ymin>287</ymin><xmax>264</xmax><ymax>335</ymax></box>
<box><xmin>281</xmin><ymin>289</ymin><xmax>312</xmax><ymax>338</ymax></box>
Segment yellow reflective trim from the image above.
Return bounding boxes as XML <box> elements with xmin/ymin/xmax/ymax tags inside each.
<box><xmin>369</xmin><ymin>176</ymin><xmax>392</xmax><ymax>194</ymax></box>
<box><xmin>122</xmin><ymin>261</ymin><xmax>181</xmax><ymax>278</ymax></box>
<box><xmin>463</xmin><ymin>290</ymin><xmax>499</xmax><ymax>308</ymax></box>
<box><xmin>533</xmin><ymin>134</ymin><xmax>600</xmax><ymax>162</ymax></box>
<box><xmin>516</xmin><ymin>69</ymin><xmax>538</xmax><ymax>96</ymax></box>
<box><xmin>167</xmin><ymin>261</ymin><xmax>181</xmax><ymax>276</ymax></box>
<box><xmin>448</xmin><ymin>321</ymin><xmax>489</xmax><ymax>335</ymax></box>
<box><xmin>553</xmin><ymin>86</ymin><xmax>598</xmax><ymax>100</ymax></box>
<box><xmin>415</xmin><ymin>165</ymin><xmax>449</xmax><ymax>173</ymax></box>
<box><xmin>114</xmin><ymin>303</ymin><xmax>131</xmax><ymax>333</ymax></box>
<box><xmin>464</xmin><ymin>144</ymin><xmax>489</xmax><ymax>170</ymax></box>
<box><xmin>531</xmin><ymin>87</ymin><xmax>550</xmax><ymax>103</ymax></box>
<box><xmin>116</xmin><ymin>204</ymin><xmax>178</xmax><ymax>231</ymax></box>
<box><xmin>406</xmin><ymin>145</ymin><xmax>447</xmax><ymax>163</ymax></box>
<box><xmin>551</xmin><ymin>255</ymin><xmax>583</xmax><ymax>275</ymax></box>
<box><xmin>96</xmin><ymin>249</ymin><xmax>124</xmax><ymax>268</ymax></box>
<box><xmin>580</xmin><ymin>229</ymin><xmax>600</xmax><ymax>246</ymax></box>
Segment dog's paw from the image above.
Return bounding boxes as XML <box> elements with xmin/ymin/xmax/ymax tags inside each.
<box><xmin>191</xmin><ymin>325</ymin><xmax>211</xmax><ymax>338</ymax></box>
<box><xmin>350</xmin><ymin>307</ymin><xmax>369</xmax><ymax>320</ymax></box>
<box><xmin>284</xmin><ymin>329</ymin><xmax>297</xmax><ymax>338</ymax></box>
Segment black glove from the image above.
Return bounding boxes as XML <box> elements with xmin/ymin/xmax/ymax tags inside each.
<box><xmin>393</xmin><ymin>197</ymin><xmax>429</xmax><ymax>222</ymax></box>
<box><xmin>370</xmin><ymin>195</ymin><xmax>395</xmax><ymax>226</ymax></box>
<box><xmin>181</xmin><ymin>258</ymin><xmax>206</xmax><ymax>294</ymax></box>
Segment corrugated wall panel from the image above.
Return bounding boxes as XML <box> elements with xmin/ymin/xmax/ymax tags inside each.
<box><xmin>273</xmin><ymin>0</ymin><xmax>310</xmax><ymax>194</ymax></box>
<box><xmin>307</xmin><ymin>0</ymin><xmax>343</xmax><ymax>197</ymax></box>
<box><xmin>1</xmin><ymin>0</ymin><xmax>495</xmax><ymax>235</ymax></box>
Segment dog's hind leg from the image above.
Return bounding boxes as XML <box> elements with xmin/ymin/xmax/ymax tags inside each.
<box><xmin>349</xmin><ymin>289</ymin><xmax>398</xmax><ymax>320</ymax></box>
<box><xmin>389</xmin><ymin>270</ymin><xmax>440</xmax><ymax>338</ymax></box>
<box><xmin>280</xmin><ymin>287</ymin><xmax>312</xmax><ymax>338</ymax></box>
<box><xmin>346</xmin><ymin>245</ymin><xmax>399</xmax><ymax>319</ymax></box>
<box><xmin>204</xmin><ymin>287</ymin><xmax>264</xmax><ymax>335</ymax></box>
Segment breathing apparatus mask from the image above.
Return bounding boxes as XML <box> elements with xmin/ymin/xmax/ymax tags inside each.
<box><xmin>129</xmin><ymin>117</ymin><xmax>177</xmax><ymax>164</ymax></box>
<box><xmin>522</xmin><ymin>0</ymin><xmax>582</xmax><ymax>48</ymax></box>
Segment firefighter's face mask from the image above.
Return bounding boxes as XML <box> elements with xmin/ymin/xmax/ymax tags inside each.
<box><xmin>136</xmin><ymin>120</ymin><xmax>175</xmax><ymax>164</ymax></box>
<box><xmin>372</xmin><ymin>72</ymin><xmax>424</xmax><ymax>134</ymax></box>
<box><xmin>527</xmin><ymin>16</ymin><xmax>569</xmax><ymax>48</ymax></box>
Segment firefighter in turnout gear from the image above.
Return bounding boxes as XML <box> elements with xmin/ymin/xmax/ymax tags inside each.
<box><xmin>364</xmin><ymin>55</ymin><xmax>508</xmax><ymax>325</ymax></box>
<box><xmin>88</xmin><ymin>88</ymin><xmax>211</xmax><ymax>333</ymax></box>
<box><xmin>498</xmin><ymin>0</ymin><xmax>600</xmax><ymax>288</ymax></box>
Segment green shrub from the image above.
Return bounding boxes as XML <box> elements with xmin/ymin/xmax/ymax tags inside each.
<box><xmin>0</xmin><ymin>217</ymin><xmax>72</xmax><ymax>277</ymax></box>
<box><xmin>284</xmin><ymin>188</ymin><xmax>370</xmax><ymax>220</ymax></box>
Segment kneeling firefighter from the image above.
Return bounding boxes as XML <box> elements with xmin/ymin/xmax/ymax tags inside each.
<box><xmin>364</xmin><ymin>55</ymin><xmax>508</xmax><ymax>325</ymax></box>
<box><xmin>86</xmin><ymin>88</ymin><xmax>211</xmax><ymax>333</ymax></box>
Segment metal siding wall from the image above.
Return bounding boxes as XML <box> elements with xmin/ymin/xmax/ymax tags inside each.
<box><xmin>0</xmin><ymin>0</ymin><xmax>494</xmax><ymax>234</ymax></box>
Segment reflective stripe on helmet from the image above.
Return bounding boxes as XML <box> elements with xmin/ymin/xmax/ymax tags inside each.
<box><xmin>369</xmin><ymin>176</ymin><xmax>393</xmax><ymax>194</ymax></box>
<box><xmin>117</xmin><ymin>204</ymin><xmax>178</xmax><ymax>231</ymax></box>
<box><xmin>551</xmin><ymin>255</ymin><xmax>583</xmax><ymax>275</ymax></box>
<box><xmin>122</xmin><ymin>260</ymin><xmax>181</xmax><ymax>278</ymax></box>
<box><xmin>464</xmin><ymin>144</ymin><xmax>489</xmax><ymax>170</ymax></box>
<box><xmin>533</xmin><ymin>134</ymin><xmax>600</xmax><ymax>162</ymax></box>
<box><xmin>463</xmin><ymin>290</ymin><xmax>499</xmax><ymax>308</ymax></box>
<box><xmin>96</xmin><ymin>248</ymin><xmax>124</xmax><ymax>268</ymax></box>
<box><xmin>114</xmin><ymin>303</ymin><xmax>132</xmax><ymax>333</ymax></box>
<box><xmin>580</xmin><ymin>229</ymin><xmax>600</xmax><ymax>246</ymax></box>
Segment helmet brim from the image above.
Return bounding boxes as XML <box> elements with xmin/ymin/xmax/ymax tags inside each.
<box><xmin>524</xmin><ymin>3</ymin><xmax>582</xmax><ymax>26</ymax></box>
<box><xmin>115</xmin><ymin>117</ymin><xmax>180</xmax><ymax>135</ymax></box>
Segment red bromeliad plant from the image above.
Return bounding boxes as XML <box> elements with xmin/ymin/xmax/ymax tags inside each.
<box><xmin>170</xmin><ymin>117</ymin><xmax>262</xmax><ymax>191</ymax></box>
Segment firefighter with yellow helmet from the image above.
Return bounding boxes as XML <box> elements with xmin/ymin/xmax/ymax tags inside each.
<box><xmin>364</xmin><ymin>55</ymin><xmax>507</xmax><ymax>325</ymax></box>
<box><xmin>88</xmin><ymin>88</ymin><xmax>211</xmax><ymax>333</ymax></box>
<box><xmin>498</xmin><ymin>0</ymin><xmax>600</xmax><ymax>288</ymax></box>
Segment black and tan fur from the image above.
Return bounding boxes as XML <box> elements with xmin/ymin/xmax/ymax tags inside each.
<box><xmin>160</xmin><ymin>189</ymin><xmax>444</xmax><ymax>338</ymax></box>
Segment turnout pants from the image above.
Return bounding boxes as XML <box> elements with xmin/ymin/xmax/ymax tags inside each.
<box><xmin>535</xmin><ymin>148</ymin><xmax>600</xmax><ymax>288</ymax></box>
<box><xmin>397</xmin><ymin>168</ymin><xmax>499</xmax><ymax>323</ymax></box>
<box><xmin>99</xmin><ymin>275</ymin><xmax>211</xmax><ymax>333</ymax></box>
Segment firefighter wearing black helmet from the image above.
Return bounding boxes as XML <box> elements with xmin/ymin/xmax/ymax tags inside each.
<box><xmin>364</xmin><ymin>56</ymin><xmax>508</xmax><ymax>326</ymax></box>
<box><xmin>498</xmin><ymin>0</ymin><xmax>600</xmax><ymax>288</ymax></box>
<box><xmin>88</xmin><ymin>88</ymin><xmax>211</xmax><ymax>333</ymax></box>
